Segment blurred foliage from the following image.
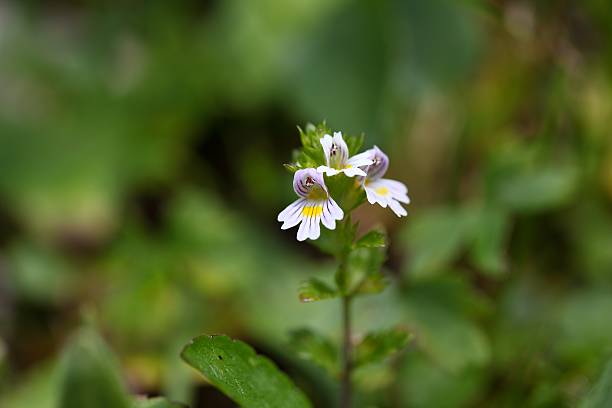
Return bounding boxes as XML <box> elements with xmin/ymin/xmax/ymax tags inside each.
<box><xmin>0</xmin><ymin>0</ymin><xmax>611</xmax><ymax>407</ymax></box>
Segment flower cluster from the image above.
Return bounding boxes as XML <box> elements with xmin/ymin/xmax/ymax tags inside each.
<box><xmin>278</xmin><ymin>131</ymin><xmax>410</xmax><ymax>241</ymax></box>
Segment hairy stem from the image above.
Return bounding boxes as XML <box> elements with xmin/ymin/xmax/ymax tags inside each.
<box><xmin>340</xmin><ymin>295</ymin><xmax>352</xmax><ymax>408</ymax></box>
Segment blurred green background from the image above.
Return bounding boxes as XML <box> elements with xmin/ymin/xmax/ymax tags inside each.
<box><xmin>1</xmin><ymin>0</ymin><xmax>612</xmax><ymax>406</ymax></box>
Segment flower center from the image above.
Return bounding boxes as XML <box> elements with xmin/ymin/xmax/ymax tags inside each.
<box><xmin>307</xmin><ymin>185</ymin><xmax>328</xmax><ymax>200</ymax></box>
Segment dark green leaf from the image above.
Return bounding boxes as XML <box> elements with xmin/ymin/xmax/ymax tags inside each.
<box><xmin>581</xmin><ymin>359</ymin><xmax>612</xmax><ymax>408</ymax></box>
<box><xmin>181</xmin><ymin>335</ymin><xmax>312</xmax><ymax>408</ymax></box>
<box><xmin>354</xmin><ymin>327</ymin><xmax>412</xmax><ymax>369</ymax></box>
<box><xmin>133</xmin><ymin>397</ymin><xmax>187</xmax><ymax>408</ymax></box>
<box><xmin>288</xmin><ymin>329</ymin><xmax>338</xmax><ymax>376</ymax></box>
<box><xmin>58</xmin><ymin>328</ymin><xmax>131</xmax><ymax>408</ymax></box>
<box><xmin>298</xmin><ymin>278</ymin><xmax>339</xmax><ymax>303</ymax></box>
<box><xmin>355</xmin><ymin>230</ymin><xmax>387</xmax><ymax>248</ymax></box>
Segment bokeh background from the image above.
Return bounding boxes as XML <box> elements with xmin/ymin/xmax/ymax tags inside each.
<box><xmin>1</xmin><ymin>0</ymin><xmax>612</xmax><ymax>407</ymax></box>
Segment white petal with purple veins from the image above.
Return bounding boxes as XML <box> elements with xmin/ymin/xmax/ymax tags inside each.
<box><xmin>347</xmin><ymin>151</ymin><xmax>374</xmax><ymax>168</ymax></box>
<box><xmin>317</xmin><ymin>165</ymin><xmax>341</xmax><ymax>176</ymax></box>
<box><xmin>278</xmin><ymin>198</ymin><xmax>306</xmax><ymax>230</ymax></box>
<box><xmin>342</xmin><ymin>166</ymin><xmax>368</xmax><ymax>177</ymax></box>
<box><xmin>318</xmin><ymin>131</ymin><xmax>372</xmax><ymax>178</ymax></box>
<box><xmin>320</xmin><ymin>134</ymin><xmax>334</xmax><ymax>162</ymax></box>
<box><xmin>364</xmin><ymin>178</ymin><xmax>409</xmax><ymax>217</ymax></box>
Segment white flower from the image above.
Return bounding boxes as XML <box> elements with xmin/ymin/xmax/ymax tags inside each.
<box><xmin>278</xmin><ymin>168</ymin><xmax>344</xmax><ymax>241</ymax></box>
<box><xmin>361</xmin><ymin>146</ymin><xmax>410</xmax><ymax>217</ymax></box>
<box><xmin>317</xmin><ymin>132</ymin><xmax>373</xmax><ymax>177</ymax></box>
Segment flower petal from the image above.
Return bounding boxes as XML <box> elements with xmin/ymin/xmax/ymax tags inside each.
<box><xmin>328</xmin><ymin>197</ymin><xmax>344</xmax><ymax>220</ymax></box>
<box><xmin>321</xmin><ymin>198</ymin><xmax>343</xmax><ymax>230</ymax></box>
<box><xmin>281</xmin><ymin>203</ymin><xmax>305</xmax><ymax>230</ymax></box>
<box><xmin>332</xmin><ymin>131</ymin><xmax>350</xmax><ymax>164</ymax></box>
<box><xmin>308</xmin><ymin>215</ymin><xmax>321</xmax><ymax>240</ymax></box>
<box><xmin>341</xmin><ymin>167</ymin><xmax>368</xmax><ymax>177</ymax></box>
<box><xmin>364</xmin><ymin>181</ymin><xmax>389</xmax><ymax>208</ymax></box>
<box><xmin>321</xmin><ymin>201</ymin><xmax>335</xmax><ymax>230</ymax></box>
<box><xmin>320</xmin><ymin>134</ymin><xmax>333</xmax><ymax>166</ymax></box>
<box><xmin>379</xmin><ymin>178</ymin><xmax>409</xmax><ymax>198</ymax></box>
<box><xmin>278</xmin><ymin>198</ymin><xmax>306</xmax><ymax>222</ymax></box>
<box><xmin>317</xmin><ymin>165</ymin><xmax>340</xmax><ymax>176</ymax></box>
<box><xmin>347</xmin><ymin>151</ymin><xmax>374</xmax><ymax>168</ymax></box>
<box><xmin>297</xmin><ymin>217</ymin><xmax>310</xmax><ymax>241</ymax></box>
<box><xmin>388</xmin><ymin>198</ymin><xmax>408</xmax><ymax>217</ymax></box>
<box><xmin>363</xmin><ymin>146</ymin><xmax>389</xmax><ymax>181</ymax></box>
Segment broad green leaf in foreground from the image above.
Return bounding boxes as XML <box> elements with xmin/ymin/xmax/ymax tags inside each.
<box><xmin>299</xmin><ymin>277</ymin><xmax>338</xmax><ymax>302</ymax></box>
<box><xmin>580</xmin><ymin>359</ymin><xmax>612</xmax><ymax>408</ymax></box>
<box><xmin>181</xmin><ymin>335</ymin><xmax>312</xmax><ymax>408</ymax></box>
<box><xmin>288</xmin><ymin>328</ymin><xmax>339</xmax><ymax>376</ymax></box>
<box><xmin>354</xmin><ymin>327</ymin><xmax>412</xmax><ymax>369</ymax></box>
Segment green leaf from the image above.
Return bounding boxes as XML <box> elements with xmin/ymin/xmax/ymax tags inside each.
<box><xmin>283</xmin><ymin>163</ymin><xmax>300</xmax><ymax>173</ymax></box>
<box><xmin>581</xmin><ymin>359</ymin><xmax>612</xmax><ymax>408</ymax></box>
<box><xmin>58</xmin><ymin>328</ymin><xmax>131</xmax><ymax>408</ymax></box>
<box><xmin>403</xmin><ymin>207</ymin><xmax>473</xmax><ymax>279</ymax></box>
<box><xmin>298</xmin><ymin>278</ymin><xmax>339</xmax><ymax>303</ymax></box>
<box><xmin>402</xmin><ymin>282</ymin><xmax>490</xmax><ymax>372</ymax></box>
<box><xmin>355</xmin><ymin>230</ymin><xmax>387</xmax><ymax>248</ymax></box>
<box><xmin>297</xmin><ymin>123</ymin><xmax>328</xmax><ymax>168</ymax></box>
<box><xmin>133</xmin><ymin>397</ymin><xmax>187</xmax><ymax>408</ymax></box>
<box><xmin>0</xmin><ymin>361</ymin><xmax>59</xmax><ymax>408</ymax></box>
<box><xmin>345</xmin><ymin>133</ymin><xmax>365</xmax><ymax>156</ymax></box>
<box><xmin>181</xmin><ymin>335</ymin><xmax>312</xmax><ymax>408</ymax></box>
<box><xmin>354</xmin><ymin>327</ymin><xmax>412</xmax><ymax>369</ymax></box>
<box><xmin>311</xmin><ymin>216</ymin><xmax>356</xmax><ymax>257</ymax></box>
<box><xmin>343</xmin><ymin>246</ymin><xmax>387</xmax><ymax>296</ymax></box>
<box><xmin>353</xmin><ymin>272</ymin><xmax>388</xmax><ymax>296</ymax></box>
<box><xmin>485</xmin><ymin>144</ymin><xmax>579</xmax><ymax>213</ymax></box>
<box><xmin>288</xmin><ymin>329</ymin><xmax>338</xmax><ymax>376</ymax></box>
<box><xmin>397</xmin><ymin>353</ymin><xmax>484</xmax><ymax>408</ymax></box>
<box><xmin>468</xmin><ymin>206</ymin><xmax>510</xmax><ymax>277</ymax></box>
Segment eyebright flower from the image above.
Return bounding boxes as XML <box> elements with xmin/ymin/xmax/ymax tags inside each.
<box><xmin>278</xmin><ymin>168</ymin><xmax>344</xmax><ymax>241</ymax></box>
<box><xmin>317</xmin><ymin>132</ymin><xmax>373</xmax><ymax>177</ymax></box>
<box><xmin>361</xmin><ymin>146</ymin><xmax>410</xmax><ymax>217</ymax></box>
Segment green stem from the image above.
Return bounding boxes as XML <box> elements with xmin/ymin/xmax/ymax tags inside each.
<box><xmin>340</xmin><ymin>295</ymin><xmax>352</xmax><ymax>408</ymax></box>
<box><xmin>335</xmin><ymin>217</ymin><xmax>355</xmax><ymax>407</ymax></box>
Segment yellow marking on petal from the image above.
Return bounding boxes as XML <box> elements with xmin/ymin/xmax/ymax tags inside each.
<box><xmin>345</xmin><ymin>164</ymin><xmax>352</xmax><ymax>168</ymax></box>
<box><xmin>301</xmin><ymin>205</ymin><xmax>323</xmax><ymax>218</ymax></box>
<box><xmin>375</xmin><ymin>186</ymin><xmax>389</xmax><ymax>196</ymax></box>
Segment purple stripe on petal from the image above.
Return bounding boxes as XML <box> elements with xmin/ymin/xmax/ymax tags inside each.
<box><xmin>365</xmin><ymin>146</ymin><xmax>389</xmax><ymax>181</ymax></box>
